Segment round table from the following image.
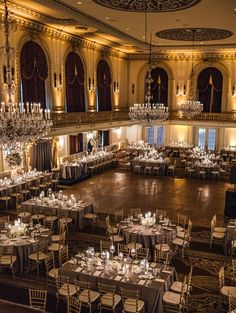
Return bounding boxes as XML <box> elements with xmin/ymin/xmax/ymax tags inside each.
<box><xmin>120</xmin><ymin>222</ymin><xmax>176</xmax><ymax>251</ymax></box>
<box><xmin>0</xmin><ymin>227</ymin><xmax>51</xmax><ymax>273</ymax></box>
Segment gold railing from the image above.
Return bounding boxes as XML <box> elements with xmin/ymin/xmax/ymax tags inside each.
<box><xmin>51</xmin><ymin>110</ymin><xmax>130</xmax><ymax>128</ymax></box>
<box><xmin>51</xmin><ymin>110</ymin><xmax>236</xmax><ymax>128</ymax></box>
<box><xmin>169</xmin><ymin>111</ymin><xmax>236</xmax><ymax>122</ymax></box>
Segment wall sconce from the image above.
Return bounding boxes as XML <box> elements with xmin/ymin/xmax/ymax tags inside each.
<box><xmin>3</xmin><ymin>65</ymin><xmax>14</xmax><ymax>84</ymax></box>
<box><xmin>88</xmin><ymin>77</ymin><xmax>95</xmax><ymax>93</ymax></box>
<box><xmin>54</xmin><ymin>73</ymin><xmax>62</xmax><ymax>91</ymax></box>
<box><xmin>176</xmin><ymin>81</ymin><xmax>186</xmax><ymax>96</ymax></box>
<box><xmin>232</xmin><ymin>85</ymin><xmax>236</xmax><ymax>97</ymax></box>
<box><xmin>113</xmin><ymin>81</ymin><xmax>119</xmax><ymax>95</ymax></box>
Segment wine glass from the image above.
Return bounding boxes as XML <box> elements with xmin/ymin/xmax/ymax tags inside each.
<box><xmin>110</xmin><ymin>244</ymin><xmax>115</xmax><ymax>258</ymax></box>
<box><xmin>130</xmin><ymin>248</ymin><xmax>136</xmax><ymax>260</ymax></box>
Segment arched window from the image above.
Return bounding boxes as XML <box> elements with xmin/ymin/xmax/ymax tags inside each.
<box><xmin>20</xmin><ymin>41</ymin><xmax>48</xmax><ymax>110</ymax></box>
<box><xmin>197</xmin><ymin>67</ymin><xmax>223</xmax><ymax>113</ymax></box>
<box><xmin>150</xmin><ymin>67</ymin><xmax>168</xmax><ymax>106</ymax></box>
<box><xmin>65</xmin><ymin>52</ymin><xmax>85</xmax><ymax>112</ymax></box>
<box><xmin>97</xmin><ymin>59</ymin><xmax>112</xmax><ymax>111</ymax></box>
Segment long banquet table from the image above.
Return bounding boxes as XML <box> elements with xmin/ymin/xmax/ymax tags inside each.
<box><xmin>21</xmin><ymin>198</ymin><xmax>93</xmax><ymax>230</ymax></box>
<box><xmin>0</xmin><ymin>172</ymin><xmax>53</xmax><ymax>196</ymax></box>
<box><xmin>59</xmin><ymin>255</ymin><xmax>176</xmax><ymax>313</ymax></box>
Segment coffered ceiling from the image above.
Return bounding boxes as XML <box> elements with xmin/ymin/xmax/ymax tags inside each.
<box><xmin>1</xmin><ymin>0</ymin><xmax>236</xmax><ymax>54</ymax></box>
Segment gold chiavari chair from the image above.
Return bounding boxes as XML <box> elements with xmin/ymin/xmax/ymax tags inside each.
<box><xmin>155</xmin><ymin>209</ymin><xmax>167</xmax><ymax>220</ymax></box>
<box><xmin>98</xmin><ymin>283</ymin><xmax>121</xmax><ymax>313</ymax></box>
<box><xmin>130</xmin><ymin>208</ymin><xmax>140</xmax><ymax>217</ymax></box>
<box><xmin>154</xmin><ymin>250</ymin><xmax>169</xmax><ymax>265</ymax></box>
<box><xmin>78</xmin><ymin>280</ymin><xmax>99</xmax><ymax>313</ymax></box>
<box><xmin>100</xmin><ymin>240</ymin><xmax>111</xmax><ymax>253</ymax></box>
<box><xmin>127</xmin><ymin>233</ymin><xmax>142</xmax><ymax>250</ymax></box>
<box><xmin>56</xmin><ymin>275</ymin><xmax>78</xmax><ymax>308</ymax></box>
<box><xmin>219</xmin><ymin>267</ymin><xmax>236</xmax><ymax>297</ymax></box>
<box><xmin>120</xmin><ymin>288</ymin><xmax>144</xmax><ymax>313</ymax></box>
<box><xmin>0</xmin><ymin>246</ymin><xmax>17</xmax><ymax>279</ymax></box>
<box><xmin>229</xmin><ymin>292</ymin><xmax>236</xmax><ymax>312</ymax></box>
<box><xmin>28</xmin><ymin>240</ymin><xmax>48</xmax><ymax>276</ymax></box>
<box><xmin>162</xmin><ymin>277</ymin><xmax>187</xmax><ymax>313</ymax></box>
<box><xmin>29</xmin><ymin>289</ymin><xmax>47</xmax><ymax>311</ymax></box>
<box><xmin>117</xmin><ymin>243</ymin><xmax>129</xmax><ymax>257</ymax></box>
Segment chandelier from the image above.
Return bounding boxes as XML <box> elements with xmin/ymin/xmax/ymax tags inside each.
<box><xmin>0</xmin><ymin>0</ymin><xmax>52</xmax><ymax>154</ymax></box>
<box><xmin>178</xmin><ymin>29</ymin><xmax>203</xmax><ymax>119</ymax></box>
<box><xmin>129</xmin><ymin>8</ymin><xmax>169</xmax><ymax>125</ymax></box>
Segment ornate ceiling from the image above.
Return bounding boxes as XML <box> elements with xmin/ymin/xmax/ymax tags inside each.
<box><xmin>92</xmin><ymin>0</ymin><xmax>201</xmax><ymax>12</ymax></box>
<box><xmin>156</xmin><ymin>28</ymin><xmax>233</xmax><ymax>41</ymax></box>
<box><xmin>0</xmin><ymin>0</ymin><xmax>236</xmax><ymax>55</ymax></box>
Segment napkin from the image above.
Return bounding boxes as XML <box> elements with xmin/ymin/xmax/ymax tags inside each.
<box><xmin>114</xmin><ymin>275</ymin><xmax>122</xmax><ymax>281</ymax></box>
<box><xmin>162</xmin><ymin>269</ymin><xmax>172</xmax><ymax>274</ymax></box>
<box><xmin>138</xmin><ymin>280</ymin><xmax>146</xmax><ymax>285</ymax></box>
<box><xmin>150</xmin><ymin>262</ymin><xmax>157</xmax><ymax>268</ymax></box>
<box><xmin>133</xmin><ymin>260</ymin><xmax>139</xmax><ymax>264</ymax></box>
<box><xmin>28</xmin><ymin>239</ymin><xmax>38</xmax><ymax>243</ymax></box>
<box><xmin>75</xmin><ymin>267</ymin><xmax>82</xmax><ymax>272</ymax></box>
<box><xmin>155</xmin><ymin>278</ymin><xmax>165</xmax><ymax>283</ymax></box>
<box><xmin>93</xmin><ymin>271</ymin><xmax>102</xmax><ymax>277</ymax></box>
<box><xmin>68</xmin><ymin>259</ymin><xmax>75</xmax><ymax>264</ymax></box>
<box><xmin>228</xmin><ymin>225</ymin><xmax>235</xmax><ymax>228</ymax></box>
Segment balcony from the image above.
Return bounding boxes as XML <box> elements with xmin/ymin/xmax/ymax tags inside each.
<box><xmin>51</xmin><ymin>110</ymin><xmax>236</xmax><ymax>131</ymax></box>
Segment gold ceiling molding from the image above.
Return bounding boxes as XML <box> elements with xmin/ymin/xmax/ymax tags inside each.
<box><xmin>0</xmin><ymin>8</ymin><xmax>127</xmax><ymax>59</ymax></box>
<box><xmin>128</xmin><ymin>52</ymin><xmax>236</xmax><ymax>62</ymax></box>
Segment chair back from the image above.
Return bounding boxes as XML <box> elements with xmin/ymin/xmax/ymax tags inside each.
<box><xmin>136</xmin><ymin>247</ymin><xmax>149</xmax><ymax>260</ymax></box>
<box><xmin>118</xmin><ymin>243</ymin><xmax>129</xmax><ymax>257</ymax></box>
<box><xmin>45</xmin><ymin>251</ymin><xmax>55</xmax><ymax>274</ymax></box>
<box><xmin>130</xmin><ymin>208</ymin><xmax>140</xmax><ymax>217</ymax></box>
<box><xmin>29</xmin><ymin>288</ymin><xmax>47</xmax><ymax>311</ymax></box>
<box><xmin>154</xmin><ymin>249</ymin><xmax>169</xmax><ymax>264</ymax></box>
<box><xmin>115</xmin><ymin>210</ymin><xmax>124</xmax><ymax>222</ymax></box>
<box><xmin>56</xmin><ymin>275</ymin><xmax>72</xmax><ymax>297</ymax></box>
<box><xmin>59</xmin><ymin>245</ymin><xmax>69</xmax><ymax>266</ymax></box>
<box><xmin>155</xmin><ymin>209</ymin><xmax>167</xmax><ymax>219</ymax></box>
<box><xmin>68</xmin><ymin>296</ymin><xmax>81</xmax><ymax>313</ymax></box>
<box><xmin>229</xmin><ymin>292</ymin><xmax>236</xmax><ymax>312</ymax></box>
<box><xmin>100</xmin><ymin>240</ymin><xmax>111</xmax><ymax>253</ymax></box>
<box><xmin>177</xmin><ymin>213</ymin><xmax>187</xmax><ymax>229</ymax></box>
<box><xmin>219</xmin><ymin>266</ymin><xmax>225</xmax><ymax>289</ymax></box>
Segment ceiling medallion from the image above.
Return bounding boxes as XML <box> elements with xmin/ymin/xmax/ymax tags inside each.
<box><xmin>156</xmin><ymin>28</ymin><xmax>233</xmax><ymax>41</ymax></box>
<box><xmin>92</xmin><ymin>0</ymin><xmax>201</xmax><ymax>12</ymax></box>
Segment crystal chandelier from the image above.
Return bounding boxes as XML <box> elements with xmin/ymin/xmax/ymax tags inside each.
<box><xmin>129</xmin><ymin>9</ymin><xmax>169</xmax><ymax>125</ymax></box>
<box><xmin>0</xmin><ymin>0</ymin><xmax>52</xmax><ymax>154</ymax></box>
<box><xmin>178</xmin><ymin>29</ymin><xmax>203</xmax><ymax>119</ymax></box>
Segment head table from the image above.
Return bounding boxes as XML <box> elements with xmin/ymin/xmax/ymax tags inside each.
<box><xmin>59</xmin><ymin>251</ymin><xmax>176</xmax><ymax>313</ymax></box>
<box><xmin>0</xmin><ymin>221</ymin><xmax>50</xmax><ymax>273</ymax></box>
<box><xmin>21</xmin><ymin>196</ymin><xmax>93</xmax><ymax>230</ymax></box>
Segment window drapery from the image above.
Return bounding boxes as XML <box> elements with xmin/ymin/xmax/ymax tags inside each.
<box><xmin>20</xmin><ymin>41</ymin><xmax>48</xmax><ymax>110</ymax></box>
<box><xmin>30</xmin><ymin>140</ymin><xmax>52</xmax><ymax>171</ymax></box>
<box><xmin>150</xmin><ymin>67</ymin><xmax>168</xmax><ymax>106</ymax></box>
<box><xmin>97</xmin><ymin>60</ymin><xmax>112</xmax><ymax>111</ymax></box>
<box><xmin>197</xmin><ymin>67</ymin><xmax>223</xmax><ymax>113</ymax></box>
<box><xmin>69</xmin><ymin>134</ymin><xmax>84</xmax><ymax>155</ymax></box>
<box><xmin>65</xmin><ymin>52</ymin><xmax>85</xmax><ymax>112</ymax></box>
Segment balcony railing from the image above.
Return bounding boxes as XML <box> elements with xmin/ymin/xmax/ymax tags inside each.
<box><xmin>169</xmin><ymin>111</ymin><xmax>236</xmax><ymax>122</ymax></box>
<box><xmin>51</xmin><ymin>110</ymin><xmax>130</xmax><ymax>128</ymax></box>
<box><xmin>51</xmin><ymin>110</ymin><xmax>236</xmax><ymax>129</ymax></box>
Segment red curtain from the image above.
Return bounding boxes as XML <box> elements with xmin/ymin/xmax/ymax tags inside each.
<box><xmin>20</xmin><ymin>41</ymin><xmax>48</xmax><ymax>110</ymax></box>
<box><xmin>197</xmin><ymin>67</ymin><xmax>223</xmax><ymax>113</ymax></box>
<box><xmin>65</xmin><ymin>52</ymin><xmax>85</xmax><ymax>112</ymax></box>
<box><xmin>69</xmin><ymin>134</ymin><xmax>84</xmax><ymax>154</ymax></box>
<box><xmin>97</xmin><ymin>60</ymin><xmax>112</xmax><ymax>111</ymax></box>
<box><xmin>150</xmin><ymin>67</ymin><xmax>168</xmax><ymax>106</ymax></box>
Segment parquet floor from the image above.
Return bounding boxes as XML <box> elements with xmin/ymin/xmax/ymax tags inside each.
<box><xmin>62</xmin><ymin>169</ymin><xmax>232</xmax><ymax>228</ymax></box>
